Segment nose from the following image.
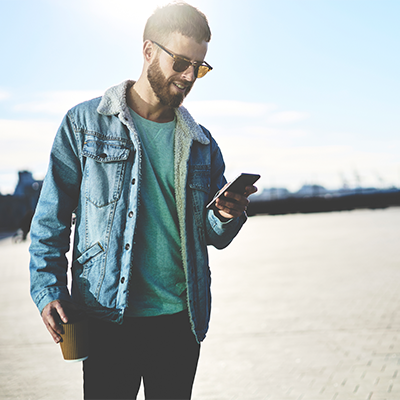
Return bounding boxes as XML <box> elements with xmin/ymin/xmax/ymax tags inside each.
<box><xmin>181</xmin><ymin>65</ymin><xmax>196</xmax><ymax>82</ymax></box>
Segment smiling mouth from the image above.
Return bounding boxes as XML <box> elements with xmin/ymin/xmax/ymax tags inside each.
<box><xmin>173</xmin><ymin>82</ymin><xmax>189</xmax><ymax>92</ymax></box>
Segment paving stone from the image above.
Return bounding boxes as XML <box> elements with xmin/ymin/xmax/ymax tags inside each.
<box><xmin>1</xmin><ymin>208</ymin><xmax>400</xmax><ymax>399</ymax></box>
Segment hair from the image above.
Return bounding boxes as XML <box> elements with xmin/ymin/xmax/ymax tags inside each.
<box><xmin>143</xmin><ymin>2</ymin><xmax>211</xmax><ymax>45</ymax></box>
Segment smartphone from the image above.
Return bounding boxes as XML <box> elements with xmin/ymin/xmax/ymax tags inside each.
<box><xmin>206</xmin><ymin>173</ymin><xmax>261</xmax><ymax>209</ymax></box>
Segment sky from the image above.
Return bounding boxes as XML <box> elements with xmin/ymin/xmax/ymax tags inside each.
<box><xmin>0</xmin><ymin>0</ymin><xmax>399</xmax><ymax>194</ymax></box>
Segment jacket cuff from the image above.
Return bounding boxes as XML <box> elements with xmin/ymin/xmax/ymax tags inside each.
<box><xmin>208</xmin><ymin>209</ymin><xmax>247</xmax><ymax>234</ymax></box>
<box><xmin>35</xmin><ymin>287</ymin><xmax>72</xmax><ymax>315</ymax></box>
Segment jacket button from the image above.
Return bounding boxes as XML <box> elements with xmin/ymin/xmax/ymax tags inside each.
<box><xmin>99</xmin><ymin>153</ymin><xmax>107</xmax><ymax>158</ymax></box>
<box><xmin>125</xmin><ymin>243</ymin><xmax>130</xmax><ymax>250</ymax></box>
<box><xmin>121</xmin><ymin>277</ymin><xmax>125</xmax><ymax>284</ymax></box>
<box><xmin>128</xmin><ymin>211</ymin><xmax>133</xmax><ymax>218</ymax></box>
<box><xmin>131</xmin><ymin>178</ymin><xmax>136</xmax><ymax>185</ymax></box>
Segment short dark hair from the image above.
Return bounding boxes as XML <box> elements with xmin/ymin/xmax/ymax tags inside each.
<box><xmin>143</xmin><ymin>2</ymin><xmax>211</xmax><ymax>45</ymax></box>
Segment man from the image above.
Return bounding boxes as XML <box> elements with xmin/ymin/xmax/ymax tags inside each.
<box><xmin>29</xmin><ymin>2</ymin><xmax>257</xmax><ymax>399</ymax></box>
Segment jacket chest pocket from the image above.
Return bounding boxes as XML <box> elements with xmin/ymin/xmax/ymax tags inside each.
<box><xmin>82</xmin><ymin>137</ymin><xmax>131</xmax><ymax>208</ymax></box>
<box><xmin>188</xmin><ymin>165</ymin><xmax>211</xmax><ymax>226</ymax></box>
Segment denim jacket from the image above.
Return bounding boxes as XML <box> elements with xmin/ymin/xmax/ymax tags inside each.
<box><xmin>29</xmin><ymin>80</ymin><xmax>246</xmax><ymax>342</ymax></box>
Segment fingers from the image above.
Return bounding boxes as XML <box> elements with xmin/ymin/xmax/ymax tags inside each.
<box><xmin>244</xmin><ymin>185</ymin><xmax>258</xmax><ymax>196</ymax></box>
<box><xmin>215</xmin><ymin>192</ymin><xmax>249</xmax><ymax>219</ymax></box>
<box><xmin>55</xmin><ymin>302</ymin><xmax>69</xmax><ymax>324</ymax></box>
<box><xmin>41</xmin><ymin>300</ymin><xmax>69</xmax><ymax>344</ymax></box>
<box><xmin>214</xmin><ymin>185</ymin><xmax>258</xmax><ymax>219</ymax></box>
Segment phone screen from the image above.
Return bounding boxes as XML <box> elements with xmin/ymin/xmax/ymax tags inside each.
<box><xmin>206</xmin><ymin>173</ymin><xmax>260</xmax><ymax>209</ymax></box>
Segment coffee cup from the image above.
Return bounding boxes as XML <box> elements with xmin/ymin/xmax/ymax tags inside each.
<box><xmin>59</xmin><ymin>313</ymin><xmax>89</xmax><ymax>362</ymax></box>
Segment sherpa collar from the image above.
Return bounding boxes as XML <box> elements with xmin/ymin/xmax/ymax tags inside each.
<box><xmin>97</xmin><ymin>80</ymin><xmax>210</xmax><ymax>145</ymax></box>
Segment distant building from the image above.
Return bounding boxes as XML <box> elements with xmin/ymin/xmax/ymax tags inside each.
<box><xmin>295</xmin><ymin>184</ymin><xmax>328</xmax><ymax>197</ymax></box>
<box><xmin>253</xmin><ymin>187</ymin><xmax>291</xmax><ymax>201</ymax></box>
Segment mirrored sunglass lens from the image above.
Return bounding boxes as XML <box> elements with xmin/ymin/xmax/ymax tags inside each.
<box><xmin>197</xmin><ymin>65</ymin><xmax>210</xmax><ymax>78</ymax></box>
<box><xmin>173</xmin><ymin>58</ymin><xmax>191</xmax><ymax>72</ymax></box>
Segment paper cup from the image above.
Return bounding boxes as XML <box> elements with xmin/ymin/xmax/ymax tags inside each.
<box><xmin>59</xmin><ymin>317</ymin><xmax>89</xmax><ymax>362</ymax></box>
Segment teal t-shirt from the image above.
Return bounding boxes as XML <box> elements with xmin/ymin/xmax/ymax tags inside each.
<box><xmin>126</xmin><ymin>108</ymin><xmax>187</xmax><ymax>317</ymax></box>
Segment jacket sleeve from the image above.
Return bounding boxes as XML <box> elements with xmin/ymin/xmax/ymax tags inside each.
<box><xmin>29</xmin><ymin>112</ymin><xmax>83</xmax><ymax>314</ymax></box>
<box><xmin>204</xmin><ymin>133</ymin><xmax>247</xmax><ymax>249</ymax></box>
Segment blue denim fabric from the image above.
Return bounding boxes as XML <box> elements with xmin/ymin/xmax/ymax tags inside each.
<box><xmin>29</xmin><ymin>80</ymin><xmax>246</xmax><ymax>342</ymax></box>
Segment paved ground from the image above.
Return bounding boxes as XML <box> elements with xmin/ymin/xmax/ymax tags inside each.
<box><xmin>1</xmin><ymin>207</ymin><xmax>400</xmax><ymax>400</ymax></box>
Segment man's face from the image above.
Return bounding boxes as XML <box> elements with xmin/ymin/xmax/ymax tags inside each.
<box><xmin>147</xmin><ymin>32</ymin><xmax>208</xmax><ymax>108</ymax></box>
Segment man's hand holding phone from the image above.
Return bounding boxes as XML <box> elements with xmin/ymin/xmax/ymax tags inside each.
<box><xmin>208</xmin><ymin>173</ymin><xmax>260</xmax><ymax>220</ymax></box>
<box><xmin>214</xmin><ymin>185</ymin><xmax>258</xmax><ymax>219</ymax></box>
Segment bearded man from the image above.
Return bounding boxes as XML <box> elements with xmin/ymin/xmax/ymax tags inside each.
<box><xmin>29</xmin><ymin>3</ymin><xmax>257</xmax><ymax>399</ymax></box>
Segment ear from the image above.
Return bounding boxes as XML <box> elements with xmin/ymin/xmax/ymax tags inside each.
<box><xmin>143</xmin><ymin>40</ymin><xmax>156</xmax><ymax>63</ymax></box>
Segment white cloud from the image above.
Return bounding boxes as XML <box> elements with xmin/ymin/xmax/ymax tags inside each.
<box><xmin>187</xmin><ymin>100</ymin><xmax>309</xmax><ymax>125</ymax></box>
<box><xmin>184</xmin><ymin>100</ymin><xmax>398</xmax><ymax>190</ymax></box>
<box><xmin>0</xmin><ymin>119</ymin><xmax>58</xmax><ymax>178</ymax></box>
<box><xmin>14</xmin><ymin>90</ymin><xmax>103</xmax><ymax>116</ymax></box>
<box><xmin>0</xmin><ymin>119</ymin><xmax>56</xmax><ymax>143</ymax></box>
<box><xmin>187</xmin><ymin>100</ymin><xmax>277</xmax><ymax>118</ymax></box>
<box><xmin>266</xmin><ymin>111</ymin><xmax>309</xmax><ymax>124</ymax></box>
<box><xmin>1</xmin><ymin>100</ymin><xmax>397</xmax><ymax>194</ymax></box>
<box><xmin>0</xmin><ymin>89</ymin><xmax>10</xmax><ymax>101</ymax></box>
<box><xmin>209</xmin><ymin>123</ymin><xmax>399</xmax><ymax>191</ymax></box>
<box><xmin>236</xmin><ymin>125</ymin><xmax>308</xmax><ymax>140</ymax></box>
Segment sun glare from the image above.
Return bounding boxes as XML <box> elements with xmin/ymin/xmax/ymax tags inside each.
<box><xmin>78</xmin><ymin>0</ymin><xmax>203</xmax><ymax>32</ymax></box>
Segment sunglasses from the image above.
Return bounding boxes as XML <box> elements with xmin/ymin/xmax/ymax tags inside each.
<box><xmin>152</xmin><ymin>41</ymin><xmax>213</xmax><ymax>79</ymax></box>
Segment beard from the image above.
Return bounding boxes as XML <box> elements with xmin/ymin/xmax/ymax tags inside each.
<box><xmin>147</xmin><ymin>57</ymin><xmax>193</xmax><ymax>108</ymax></box>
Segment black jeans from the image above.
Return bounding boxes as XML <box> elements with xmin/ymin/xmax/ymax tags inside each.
<box><xmin>83</xmin><ymin>310</ymin><xmax>200</xmax><ymax>400</ymax></box>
